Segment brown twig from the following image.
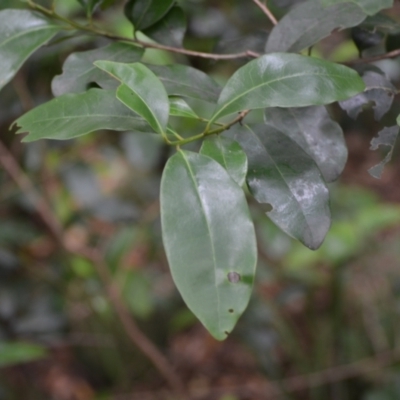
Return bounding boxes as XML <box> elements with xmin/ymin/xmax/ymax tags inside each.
<box><xmin>346</xmin><ymin>48</ymin><xmax>400</xmax><ymax>65</ymax></box>
<box><xmin>0</xmin><ymin>139</ymin><xmax>186</xmax><ymax>396</ymax></box>
<box><xmin>27</xmin><ymin>0</ymin><xmax>260</xmax><ymax>61</ymax></box>
<box><xmin>252</xmin><ymin>0</ymin><xmax>278</xmax><ymax>25</ymax></box>
<box><xmin>136</xmin><ymin>39</ymin><xmax>261</xmax><ymax>60</ymax></box>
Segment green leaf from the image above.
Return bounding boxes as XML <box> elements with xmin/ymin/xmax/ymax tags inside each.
<box><xmin>230</xmin><ymin>124</ymin><xmax>331</xmax><ymax>250</ymax></box>
<box><xmin>124</xmin><ymin>0</ymin><xmax>175</xmax><ymax>31</ymax></box>
<box><xmin>95</xmin><ymin>61</ymin><xmax>169</xmax><ymax>135</ymax></box>
<box><xmin>211</xmin><ymin>53</ymin><xmax>365</xmax><ymax>123</ymax></box>
<box><xmin>161</xmin><ymin>150</ymin><xmax>257</xmax><ymax>340</ymax></box>
<box><xmin>77</xmin><ymin>0</ymin><xmax>104</xmax><ymax>15</ymax></box>
<box><xmin>320</xmin><ymin>0</ymin><xmax>393</xmax><ymax>16</ymax></box>
<box><xmin>0</xmin><ymin>342</ymin><xmax>48</xmax><ymax>367</ymax></box>
<box><xmin>361</xmin><ymin>14</ymin><xmax>400</xmax><ymax>35</ymax></box>
<box><xmin>368</xmin><ymin>125</ymin><xmax>399</xmax><ymax>179</ymax></box>
<box><xmin>339</xmin><ymin>67</ymin><xmax>396</xmax><ymax>121</ymax></box>
<box><xmin>169</xmin><ymin>97</ymin><xmax>198</xmax><ymax>118</ymax></box>
<box><xmin>143</xmin><ymin>6</ymin><xmax>186</xmax><ymax>47</ymax></box>
<box><xmin>15</xmin><ymin>89</ymin><xmax>150</xmax><ymax>142</ymax></box>
<box><xmin>0</xmin><ymin>10</ymin><xmax>60</xmax><ymax>91</ymax></box>
<box><xmin>264</xmin><ymin>107</ymin><xmax>347</xmax><ymax>182</ymax></box>
<box><xmin>147</xmin><ymin>64</ymin><xmax>221</xmax><ymax>103</ymax></box>
<box><xmin>265</xmin><ymin>1</ymin><xmax>367</xmax><ymax>53</ymax></box>
<box><xmin>200</xmin><ymin>137</ymin><xmax>248</xmax><ymax>187</ymax></box>
<box><xmin>52</xmin><ymin>42</ymin><xmax>144</xmax><ymax>96</ymax></box>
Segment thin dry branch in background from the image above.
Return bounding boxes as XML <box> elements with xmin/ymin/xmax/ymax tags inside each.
<box><xmin>0</xmin><ymin>139</ymin><xmax>186</xmax><ymax>397</ymax></box>
<box><xmin>252</xmin><ymin>0</ymin><xmax>278</xmax><ymax>25</ymax></box>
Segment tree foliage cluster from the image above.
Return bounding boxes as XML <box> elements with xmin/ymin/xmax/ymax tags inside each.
<box><xmin>0</xmin><ymin>0</ymin><xmax>399</xmax><ymax>343</ymax></box>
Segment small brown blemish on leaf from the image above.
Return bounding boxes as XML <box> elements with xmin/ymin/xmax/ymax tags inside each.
<box><xmin>224</xmin><ymin>331</ymin><xmax>229</xmax><ymax>336</ymax></box>
<box><xmin>228</xmin><ymin>309</ymin><xmax>234</xmax><ymax>313</ymax></box>
<box><xmin>227</xmin><ymin>272</ymin><xmax>241</xmax><ymax>283</ymax></box>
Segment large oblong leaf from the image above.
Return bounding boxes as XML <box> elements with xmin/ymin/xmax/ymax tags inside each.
<box><xmin>200</xmin><ymin>136</ymin><xmax>248</xmax><ymax>187</ymax></box>
<box><xmin>15</xmin><ymin>89</ymin><xmax>150</xmax><ymax>142</ymax></box>
<box><xmin>95</xmin><ymin>61</ymin><xmax>169</xmax><ymax>135</ymax></box>
<box><xmin>211</xmin><ymin>53</ymin><xmax>365</xmax><ymax>123</ymax></box>
<box><xmin>264</xmin><ymin>106</ymin><xmax>347</xmax><ymax>182</ymax></box>
<box><xmin>265</xmin><ymin>1</ymin><xmax>366</xmax><ymax>53</ymax></box>
<box><xmin>124</xmin><ymin>0</ymin><xmax>175</xmax><ymax>31</ymax></box>
<box><xmin>229</xmin><ymin>124</ymin><xmax>331</xmax><ymax>250</ymax></box>
<box><xmin>0</xmin><ymin>10</ymin><xmax>60</xmax><ymax>91</ymax></box>
<box><xmin>52</xmin><ymin>42</ymin><xmax>144</xmax><ymax>97</ymax></box>
<box><xmin>161</xmin><ymin>150</ymin><xmax>257</xmax><ymax>340</ymax></box>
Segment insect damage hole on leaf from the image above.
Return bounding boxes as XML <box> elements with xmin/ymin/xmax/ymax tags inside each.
<box><xmin>227</xmin><ymin>272</ymin><xmax>241</xmax><ymax>283</ymax></box>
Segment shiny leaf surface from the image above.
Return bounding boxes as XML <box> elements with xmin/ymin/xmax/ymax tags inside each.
<box><xmin>264</xmin><ymin>107</ymin><xmax>347</xmax><ymax>182</ymax></box>
<box><xmin>95</xmin><ymin>61</ymin><xmax>169</xmax><ymax>134</ymax></box>
<box><xmin>124</xmin><ymin>0</ymin><xmax>175</xmax><ymax>31</ymax></box>
<box><xmin>143</xmin><ymin>6</ymin><xmax>186</xmax><ymax>47</ymax></box>
<box><xmin>230</xmin><ymin>124</ymin><xmax>331</xmax><ymax>250</ymax></box>
<box><xmin>0</xmin><ymin>10</ymin><xmax>60</xmax><ymax>91</ymax></box>
<box><xmin>161</xmin><ymin>150</ymin><xmax>257</xmax><ymax>340</ymax></box>
<box><xmin>52</xmin><ymin>42</ymin><xmax>144</xmax><ymax>96</ymax></box>
<box><xmin>265</xmin><ymin>1</ymin><xmax>366</xmax><ymax>53</ymax></box>
<box><xmin>15</xmin><ymin>89</ymin><xmax>150</xmax><ymax>142</ymax></box>
<box><xmin>212</xmin><ymin>53</ymin><xmax>365</xmax><ymax>122</ymax></box>
<box><xmin>147</xmin><ymin>64</ymin><xmax>221</xmax><ymax>103</ymax></box>
<box><xmin>200</xmin><ymin>137</ymin><xmax>248</xmax><ymax>187</ymax></box>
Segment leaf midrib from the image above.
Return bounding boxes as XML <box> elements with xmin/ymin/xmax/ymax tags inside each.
<box><xmin>18</xmin><ymin>114</ymin><xmax>143</xmax><ymax>124</ymax></box>
<box><xmin>179</xmin><ymin>151</ymin><xmax>223</xmax><ymax>333</ymax></box>
<box><xmin>214</xmin><ymin>70</ymin><xmax>351</xmax><ymax>121</ymax></box>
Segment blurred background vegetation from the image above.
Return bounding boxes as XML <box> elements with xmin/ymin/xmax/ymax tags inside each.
<box><xmin>1</xmin><ymin>0</ymin><xmax>400</xmax><ymax>399</ymax></box>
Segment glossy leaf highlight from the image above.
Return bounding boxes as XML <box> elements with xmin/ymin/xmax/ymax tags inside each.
<box><xmin>264</xmin><ymin>107</ymin><xmax>347</xmax><ymax>182</ymax></box>
<box><xmin>230</xmin><ymin>124</ymin><xmax>331</xmax><ymax>250</ymax></box>
<box><xmin>0</xmin><ymin>10</ymin><xmax>60</xmax><ymax>91</ymax></box>
<box><xmin>15</xmin><ymin>89</ymin><xmax>150</xmax><ymax>142</ymax></box>
<box><xmin>212</xmin><ymin>53</ymin><xmax>365</xmax><ymax>122</ymax></box>
<box><xmin>161</xmin><ymin>150</ymin><xmax>257</xmax><ymax>340</ymax></box>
